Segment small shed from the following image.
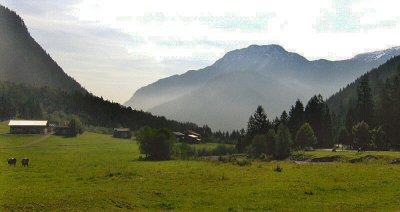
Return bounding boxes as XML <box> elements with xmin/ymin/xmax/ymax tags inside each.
<box><xmin>9</xmin><ymin>120</ymin><xmax>49</xmax><ymax>134</ymax></box>
<box><xmin>173</xmin><ymin>132</ymin><xmax>185</xmax><ymax>142</ymax></box>
<box><xmin>113</xmin><ymin>128</ymin><xmax>131</xmax><ymax>139</ymax></box>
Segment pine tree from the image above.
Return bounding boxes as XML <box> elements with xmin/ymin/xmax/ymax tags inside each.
<box><xmin>280</xmin><ymin>110</ymin><xmax>288</xmax><ymax>125</ymax></box>
<box><xmin>288</xmin><ymin>99</ymin><xmax>305</xmax><ymax>138</ymax></box>
<box><xmin>356</xmin><ymin>75</ymin><xmax>374</xmax><ymax>126</ymax></box>
<box><xmin>305</xmin><ymin>95</ymin><xmax>332</xmax><ymax>148</ymax></box>
<box><xmin>246</xmin><ymin>105</ymin><xmax>269</xmax><ymax>140</ymax></box>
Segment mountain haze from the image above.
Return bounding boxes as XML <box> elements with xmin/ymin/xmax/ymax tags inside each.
<box><xmin>125</xmin><ymin>45</ymin><xmax>400</xmax><ymax>131</ymax></box>
<box><xmin>0</xmin><ymin>5</ymin><xmax>85</xmax><ymax>92</ymax></box>
<box><xmin>0</xmin><ymin>5</ymin><xmax>201</xmax><ymax>133</ymax></box>
<box><xmin>327</xmin><ymin>55</ymin><xmax>400</xmax><ymax>119</ymax></box>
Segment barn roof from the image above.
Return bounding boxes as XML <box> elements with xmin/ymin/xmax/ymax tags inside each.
<box><xmin>114</xmin><ymin>128</ymin><xmax>130</xmax><ymax>132</ymax></box>
<box><xmin>173</xmin><ymin>132</ymin><xmax>184</xmax><ymax>136</ymax></box>
<box><xmin>8</xmin><ymin>120</ymin><xmax>48</xmax><ymax>126</ymax></box>
<box><xmin>186</xmin><ymin>130</ymin><xmax>201</xmax><ymax>137</ymax></box>
<box><xmin>188</xmin><ymin>134</ymin><xmax>199</xmax><ymax>138</ymax></box>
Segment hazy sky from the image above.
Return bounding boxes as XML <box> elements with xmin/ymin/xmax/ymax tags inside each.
<box><xmin>1</xmin><ymin>0</ymin><xmax>400</xmax><ymax>103</ymax></box>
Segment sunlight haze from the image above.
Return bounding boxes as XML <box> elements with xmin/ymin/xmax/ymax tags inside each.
<box><xmin>1</xmin><ymin>0</ymin><xmax>400</xmax><ymax>103</ymax></box>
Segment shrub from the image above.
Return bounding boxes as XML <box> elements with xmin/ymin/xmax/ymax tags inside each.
<box><xmin>214</xmin><ymin>144</ymin><xmax>236</xmax><ymax>155</ymax></box>
<box><xmin>136</xmin><ymin>126</ymin><xmax>175</xmax><ymax>160</ymax></box>
<box><xmin>275</xmin><ymin>124</ymin><xmax>292</xmax><ymax>159</ymax></box>
<box><xmin>266</xmin><ymin>129</ymin><xmax>276</xmax><ymax>156</ymax></box>
<box><xmin>251</xmin><ymin>134</ymin><xmax>267</xmax><ymax>157</ymax></box>
<box><xmin>335</xmin><ymin>127</ymin><xmax>350</xmax><ymax>149</ymax></box>
<box><xmin>295</xmin><ymin>123</ymin><xmax>317</xmax><ymax>149</ymax></box>
<box><xmin>197</xmin><ymin>144</ymin><xmax>236</xmax><ymax>157</ymax></box>
<box><xmin>274</xmin><ymin>165</ymin><xmax>283</xmax><ymax>172</ymax></box>
<box><xmin>237</xmin><ymin>159</ymin><xmax>252</xmax><ymax>166</ymax></box>
<box><xmin>68</xmin><ymin>117</ymin><xmax>84</xmax><ymax>137</ymax></box>
<box><xmin>352</xmin><ymin>121</ymin><xmax>370</xmax><ymax>151</ymax></box>
<box><xmin>370</xmin><ymin>126</ymin><xmax>389</xmax><ymax>150</ymax></box>
<box><xmin>174</xmin><ymin>143</ymin><xmax>197</xmax><ymax>159</ymax></box>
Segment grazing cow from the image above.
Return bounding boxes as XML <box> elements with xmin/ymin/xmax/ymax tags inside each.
<box><xmin>7</xmin><ymin>158</ymin><xmax>16</xmax><ymax>166</ymax></box>
<box><xmin>21</xmin><ymin>158</ymin><xmax>29</xmax><ymax>167</ymax></box>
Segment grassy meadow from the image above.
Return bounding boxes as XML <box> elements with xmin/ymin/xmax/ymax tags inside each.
<box><xmin>1</xmin><ymin>130</ymin><xmax>400</xmax><ymax>211</ymax></box>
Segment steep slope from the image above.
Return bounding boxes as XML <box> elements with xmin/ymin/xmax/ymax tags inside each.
<box><xmin>327</xmin><ymin>56</ymin><xmax>400</xmax><ymax>119</ymax></box>
<box><xmin>126</xmin><ymin>45</ymin><xmax>400</xmax><ymax>131</ymax></box>
<box><xmin>0</xmin><ymin>5</ymin><xmax>85</xmax><ymax>92</ymax></box>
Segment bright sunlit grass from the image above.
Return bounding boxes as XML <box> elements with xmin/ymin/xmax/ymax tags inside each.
<box><xmin>1</xmin><ymin>132</ymin><xmax>400</xmax><ymax>211</ymax></box>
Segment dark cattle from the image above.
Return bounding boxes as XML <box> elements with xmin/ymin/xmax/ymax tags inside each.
<box><xmin>21</xmin><ymin>158</ymin><xmax>29</xmax><ymax>167</ymax></box>
<box><xmin>7</xmin><ymin>158</ymin><xmax>16</xmax><ymax>166</ymax></box>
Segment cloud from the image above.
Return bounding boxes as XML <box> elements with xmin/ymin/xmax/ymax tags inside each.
<box><xmin>315</xmin><ymin>0</ymin><xmax>400</xmax><ymax>32</ymax></box>
<box><xmin>1</xmin><ymin>0</ymin><xmax>400</xmax><ymax>104</ymax></box>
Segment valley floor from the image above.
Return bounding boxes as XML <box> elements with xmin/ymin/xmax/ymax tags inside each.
<box><xmin>1</xmin><ymin>131</ymin><xmax>400</xmax><ymax>211</ymax></box>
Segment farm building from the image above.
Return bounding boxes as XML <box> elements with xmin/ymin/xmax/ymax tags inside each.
<box><xmin>9</xmin><ymin>120</ymin><xmax>49</xmax><ymax>134</ymax></box>
<box><xmin>173</xmin><ymin>132</ymin><xmax>185</xmax><ymax>142</ymax></box>
<box><xmin>184</xmin><ymin>130</ymin><xmax>202</xmax><ymax>143</ymax></box>
<box><xmin>113</xmin><ymin>128</ymin><xmax>132</xmax><ymax>139</ymax></box>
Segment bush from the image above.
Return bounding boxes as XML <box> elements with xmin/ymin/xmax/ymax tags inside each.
<box><xmin>275</xmin><ymin>124</ymin><xmax>292</xmax><ymax>159</ymax></box>
<box><xmin>352</xmin><ymin>121</ymin><xmax>370</xmax><ymax>151</ymax></box>
<box><xmin>197</xmin><ymin>144</ymin><xmax>236</xmax><ymax>157</ymax></box>
<box><xmin>274</xmin><ymin>165</ymin><xmax>283</xmax><ymax>172</ymax></box>
<box><xmin>174</xmin><ymin>143</ymin><xmax>197</xmax><ymax>159</ymax></box>
<box><xmin>68</xmin><ymin>117</ymin><xmax>84</xmax><ymax>137</ymax></box>
<box><xmin>237</xmin><ymin>159</ymin><xmax>252</xmax><ymax>166</ymax></box>
<box><xmin>135</xmin><ymin>126</ymin><xmax>175</xmax><ymax>160</ymax></box>
<box><xmin>266</xmin><ymin>129</ymin><xmax>276</xmax><ymax>156</ymax></box>
<box><xmin>295</xmin><ymin>123</ymin><xmax>317</xmax><ymax>149</ymax></box>
<box><xmin>370</xmin><ymin>126</ymin><xmax>389</xmax><ymax>150</ymax></box>
<box><xmin>213</xmin><ymin>144</ymin><xmax>236</xmax><ymax>155</ymax></box>
<box><xmin>335</xmin><ymin>127</ymin><xmax>350</xmax><ymax>149</ymax></box>
<box><xmin>251</xmin><ymin>134</ymin><xmax>267</xmax><ymax>157</ymax></box>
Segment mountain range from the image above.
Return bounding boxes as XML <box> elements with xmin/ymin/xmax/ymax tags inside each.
<box><xmin>0</xmin><ymin>5</ymin><xmax>85</xmax><ymax>92</ymax></box>
<box><xmin>125</xmin><ymin>45</ymin><xmax>400</xmax><ymax>131</ymax></box>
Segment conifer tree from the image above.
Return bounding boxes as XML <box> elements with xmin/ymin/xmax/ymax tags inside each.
<box><xmin>246</xmin><ymin>105</ymin><xmax>269</xmax><ymax>140</ymax></box>
<box><xmin>356</xmin><ymin>75</ymin><xmax>374</xmax><ymax>126</ymax></box>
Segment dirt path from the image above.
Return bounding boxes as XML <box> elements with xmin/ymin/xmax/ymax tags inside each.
<box><xmin>18</xmin><ymin>133</ymin><xmax>53</xmax><ymax>148</ymax></box>
<box><xmin>0</xmin><ymin>133</ymin><xmax>52</xmax><ymax>149</ymax></box>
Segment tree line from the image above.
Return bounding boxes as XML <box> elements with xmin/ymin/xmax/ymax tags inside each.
<box><xmin>239</xmin><ymin>56</ymin><xmax>400</xmax><ymax>159</ymax></box>
<box><xmin>235</xmin><ymin>94</ymin><xmax>331</xmax><ymax>159</ymax></box>
<box><xmin>0</xmin><ymin>81</ymin><xmax>201</xmax><ymax>133</ymax></box>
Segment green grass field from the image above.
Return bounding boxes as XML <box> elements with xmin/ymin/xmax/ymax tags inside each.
<box><xmin>189</xmin><ymin>142</ymin><xmax>233</xmax><ymax>150</ymax></box>
<box><xmin>1</xmin><ymin>131</ymin><xmax>400</xmax><ymax>211</ymax></box>
<box><xmin>0</xmin><ymin>121</ymin><xmax>10</xmax><ymax>133</ymax></box>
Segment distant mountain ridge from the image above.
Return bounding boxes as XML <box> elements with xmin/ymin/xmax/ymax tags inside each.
<box><xmin>0</xmin><ymin>5</ymin><xmax>85</xmax><ymax>92</ymax></box>
<box><xmin>125</xmin><ymin>44</ymin><xmax>400</xmax><ymax>131</ymax></box>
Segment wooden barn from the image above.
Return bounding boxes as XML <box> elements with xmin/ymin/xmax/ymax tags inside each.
<box><xmin>173</xmin><ymin>132</ymin><xmax>185</xmax><ymax>142</ymax></box>
<box><xmin>113</xmin><ymin>128</ymin><xmax>132</xmax><ymax>139</ymax></box>
<box><xmin>8</xmin><ymin>120</ymin><xmax>49</xmax><ymax>134</ymax></box>
<box><xmin>185</xmin><ymin>130</ymin><xmax>202</xmax><ymax>143</ymax></box>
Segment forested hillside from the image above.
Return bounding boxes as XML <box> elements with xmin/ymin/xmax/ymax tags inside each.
<box><xmin>327</xmin><ymin>56</ymin><xmax>400</xmax><ymax>148</ymax></box>
<box><xmin>0</xmin><ymin>81</ymin><xmax>200</xmax><ymax>133</ymax></box>
<box><xmin>327</xmin><ymin>56</ymin><xmax>400</xmax><ymax>125</ymax></box>
<box><xmin>0</xmin><ymin>5</ymin><xmax>85</xmax><ymax>92</ymax></box>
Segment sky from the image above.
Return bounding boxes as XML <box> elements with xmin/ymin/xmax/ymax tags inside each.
<box><xmin>1</xmin><ymin>0</ymin><xmax>400</xmax><ymax>104</ymax></box>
